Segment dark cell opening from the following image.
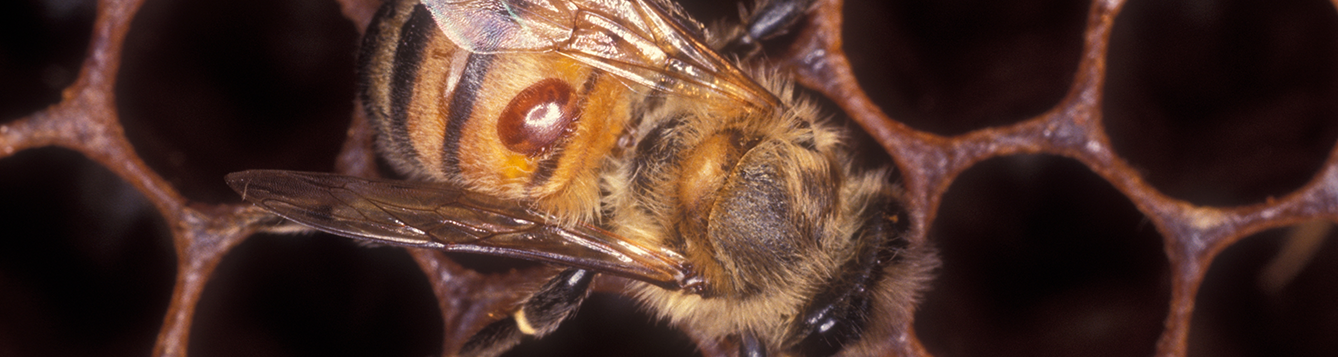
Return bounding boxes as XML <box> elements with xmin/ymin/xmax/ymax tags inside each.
<box><xmin>917</xmin><ymin>155</ymin><xmax>1170</xmax><ymax>357</ymax></box>
<box><xmin>191</xmin><ymin>233</ymin><xmax>443</xmax><ymax>357</ymax></box>
<box><xmin>0</xmin><ymin>147</ymin><xmax>176</xmax><ymax>357</ymax></box>
<box><xmin>1105</xmin><ymin>0</ymin><xmax>1338</xmax><ymax>207</ymax></box>
<box><xmin>1191</xmin><ymin>225</ymin><xmax>1338</xmax><ymax>357</ymax></box>
<box><xmin>844</xmin><ymin>0</ymin><xmax>1088</xmax><ymax>136</ymax></box>
<box><xmin>116</xmin><ymin>0</ymin><xmax>358</xmax><ymax>203</ymax></box>
<box><xmin>0</xmin><ymin>0</ymin><xmax>96</xmax><ymax>122</ymax></box>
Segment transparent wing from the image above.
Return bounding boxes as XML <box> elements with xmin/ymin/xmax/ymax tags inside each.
<box><xmin>226</xmin><ymin>170</ymin><xmax>698</xmax><ymax>290</ymax></box>
<box><xmin>424</xmin><ymin>0</ymin><xmax>780</xmax><ymax>107</ymax></box>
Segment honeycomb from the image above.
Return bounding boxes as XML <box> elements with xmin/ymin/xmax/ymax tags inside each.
<box><xmin>1</xmin><ymin>0</ymin><xmax>1335</xmax><ymax>356</ymax></box>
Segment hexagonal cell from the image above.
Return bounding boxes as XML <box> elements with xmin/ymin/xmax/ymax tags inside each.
<box><xmin>916</xmin><ymin>155</ymin><xmax>1170</xmax><ymax>357</ymax></box>
<box><xmin>190</xmin><ymin>233</ymin><xmax>443</xmax><ymax>356</ymax></box>
<box><xmin>1190</xmin><ymin>224</ymin><xmax>1338</xmax><ymax>357</ymax></box>
<box><xmin>1104</xmin><ymin>0</ymin><xmax>1338</xmax><ymax>207</ymax></box>
<box><xmin>0</xmin><ymin>0</ymin><xmax>96</xmax><ymax>122</ymax></box>
<box><xmin>844</xmin><ymin>0</ymin><xmax>1088</xmax><ymax>136</ymax></box>
<box><xmin>0</xmin><ymin>148</ymin><xmax>176</xmax><ymax>356</ymax></box>
<box><xmin>115</xmin><ymin>0</ymin><xmax>358</xmax><ymax>203</ymax></box>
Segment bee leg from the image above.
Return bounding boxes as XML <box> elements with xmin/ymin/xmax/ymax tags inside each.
<box><xmin>790</xmin><ymin>278</ymin><xmax>872</xmax><ymax>357</ymax></box>
<box><xmin>721</xmin><ymin>0</ymin><xmax>817</xmax><ymax>57</ymax></box>
<box><xmin>739</xmin><ymin>332</ymin><xmax>769</xmax><ymax>357</ymax></box>
<box><xmin>459</xmin><ymin>268</ymin><xmax>594</xmax><ymax>357</ymax></box>
<box><xmin>790</xmin><ymin>200</ymin><xmax>908</xmax><ymax>357</ymax></box>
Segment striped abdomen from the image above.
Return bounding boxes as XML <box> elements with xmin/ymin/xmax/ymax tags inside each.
<box><xmin>358</xmin><ymin>0</ymin><xmax>637</xmax><ymax>220</ymax></box>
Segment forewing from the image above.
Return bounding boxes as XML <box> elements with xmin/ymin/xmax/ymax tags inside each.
<box><xmin>225</xmin><ymin>170</ymin><xmax>694</xmax><ymax>289</ymax></box>
<box><xmin>422</xmin><ymin>0</ymin><xmax>576</xmax><ymax>52</ymax></box>
<box><xmin>423</xmin><ymin>0</ymin><xmax>779</xmax><ymax>106</ymax></box>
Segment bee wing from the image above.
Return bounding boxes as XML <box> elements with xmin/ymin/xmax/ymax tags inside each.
<box><xmin>225</xmin><ymin>170</ymin><xmax>695</xmax><ymax>289</ymax></box>
<box><xmin>423</xmin><ymin>0</ymin><xmax>780</xmax><ymax>107</ymax></box>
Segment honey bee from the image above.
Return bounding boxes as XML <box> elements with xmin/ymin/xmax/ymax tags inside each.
<box><xmin>226</xmin><ymin>0</ymin><xmax>935</xmax><ymax>356</ymax></box>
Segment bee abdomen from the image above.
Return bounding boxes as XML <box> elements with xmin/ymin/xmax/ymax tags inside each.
<box><xmin>361</xmin><ymin>0</ymin><xmax>503</xmax><ymax>179</ymax></box>
<box><xmin>358</xmin><ymin>0</ymin><xmax>422</xmax><ymax>172</ymax></box>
